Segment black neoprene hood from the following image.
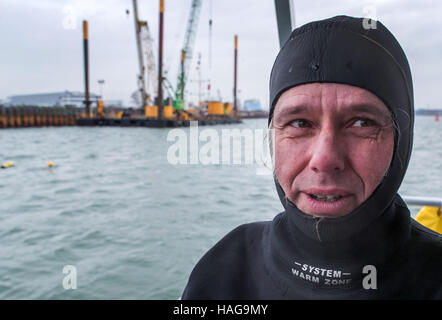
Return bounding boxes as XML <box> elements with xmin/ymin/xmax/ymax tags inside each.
<box><xmin>269</xmin><ymin>15</ymin><xmax>415</xmax><ymax>241</ymax></box>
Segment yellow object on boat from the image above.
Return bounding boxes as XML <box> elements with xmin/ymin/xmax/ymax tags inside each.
<box><xmin>48</xmin><ymin>161</ymin><xmax>53</xmax><ymax>168</ymax></box>
<box><xmin>145</xmin><ymin>106</ymin><xmax>158</xmax><ymax>118</ymax></box>
<box><xmin>415</xmin><ymin>206</ymin><xmax>442</xmax><ymax>234</ymax></box>
<box><xmin>164</xmin><ymin>105</ymin><xmax>174</xmax><ymax>119</ymax></box>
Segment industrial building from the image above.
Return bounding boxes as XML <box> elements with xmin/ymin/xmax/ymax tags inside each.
<box><xmin>6</xmin><ymin>91</ymin><xmax>105</xmax><ymax>107</ymax></box>
<box><xmin>242</xmin><ymin>99</ymin><xmax>263</xmax><ymax>111</ymax></box>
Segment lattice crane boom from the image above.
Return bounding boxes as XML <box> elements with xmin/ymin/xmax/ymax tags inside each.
<box><xmin>132</xmin><ymin>0</ymin><xmax>157</xmax><ymax>107</ymax></box>
<box><xmin>176</xmin><ymin>0</ymin><xmax>203</xmax><ymax>103</ymax></box>
<box><xmin>140</xmin><ymin>21</ymin><xmax>158</xmax><ymax>103</ymax></box>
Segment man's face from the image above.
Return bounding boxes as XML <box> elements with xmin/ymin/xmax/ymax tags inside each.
<box><xmin>272</xmin><ymin>83</ymin><xmax>394</xmax><ymax>218</ymax></box>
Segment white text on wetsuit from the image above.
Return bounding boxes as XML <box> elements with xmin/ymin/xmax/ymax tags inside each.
<box><xmin>291</xmin><ymin>261</ymin><xmax>352</xmax><ymax>286</ymax></box>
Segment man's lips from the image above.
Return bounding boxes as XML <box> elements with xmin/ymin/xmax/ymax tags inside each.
<box><xmin>297</xmin><ymin>188</ymin><xmax>354</xmax><ymax>216</ymax></box>
<box><xmin>303</xmin><ymin>188</ymin><xmax>352</xmax><ymax>198</ymax></box>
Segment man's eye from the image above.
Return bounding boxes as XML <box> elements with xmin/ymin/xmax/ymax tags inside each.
<box><xmin>289</xmin><ymin>119</ymin><xmax>312</xmax><ymax>128</ymax></box>
<box><xmin>351</xmin><ymin>118</ymin><xmax>377</xmax><ymax>127</ymax></box>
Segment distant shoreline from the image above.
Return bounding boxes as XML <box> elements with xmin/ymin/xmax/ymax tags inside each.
<box><xmin>415</xmin><ymin>109</ymin><xmax>442</xmax><ymax>116</ymax></box>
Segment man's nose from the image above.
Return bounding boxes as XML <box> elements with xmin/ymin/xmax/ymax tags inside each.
<box><xmin>308</xmin><ymin>128</ymin><xmax>346</xmax><ymax>173</ymax></box>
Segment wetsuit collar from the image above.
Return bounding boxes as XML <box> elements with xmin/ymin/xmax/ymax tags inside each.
<box><xmin>265</xmin><ymin>181</ymin><xmax>411</xmax><ymax>292</ymax></box>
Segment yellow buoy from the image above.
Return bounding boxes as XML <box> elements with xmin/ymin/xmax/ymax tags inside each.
<box><xmin>1</xmin><ymin>161</ymin><xmax>14</xmax><ymax>169</ymax></box>
<box><xmin>48</xmin><ymin>161</ymin><xmax>53</xmax><ymax>168</ymax></box>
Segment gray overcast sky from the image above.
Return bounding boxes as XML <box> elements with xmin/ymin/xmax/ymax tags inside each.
<box><xmin>1</xmin><ymin>0</ymin><xmax>442</xmax><ymax>109</ymax></box>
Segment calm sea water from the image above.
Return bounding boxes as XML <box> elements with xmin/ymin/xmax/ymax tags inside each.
<box><xmin>0</xmin><ymin>117</ymin><xmax>440</xmax><ymax>299</ymax></box>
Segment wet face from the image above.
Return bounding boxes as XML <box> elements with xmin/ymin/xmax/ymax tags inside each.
<box><xmin>272</xmin><ymin>83</ymin><xmax>394</xmax><ymax>218</ymax></box>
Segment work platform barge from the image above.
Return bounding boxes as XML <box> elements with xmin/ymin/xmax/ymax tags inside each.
<box><xmin>0</xmin><ymin>105</ymin><xmax>245</xmax><ymax>129</ymax></box>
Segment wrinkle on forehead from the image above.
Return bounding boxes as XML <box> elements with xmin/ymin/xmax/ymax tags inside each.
<box><xmin>273</xmin><ymin>83</ymin><xmax>391</xmax><ymax>124</ymax></box>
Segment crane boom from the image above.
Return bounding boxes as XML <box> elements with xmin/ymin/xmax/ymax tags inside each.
<box><xmin>132</xmin><ymin>0</ymin><xmax>158</xmax><ymax>107</ymax></box>
<box><xmin>132</xmin><ymin>0</ymin><xmax>148</xmax><ymax>108</ymax></box>
<box><xmin>176</xmin><ymin>0</ymin><xmax>203</xmax><ymax>104</ymax></box>
<box><xmin>140</xmin><ymin>22</ymin><xmax>158</xmax><ymax>102</ymax></box>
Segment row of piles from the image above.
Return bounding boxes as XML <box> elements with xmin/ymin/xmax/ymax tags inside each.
<box><xmin>0</xmin><ymin>106</ymin><xmax>85</xmax><ymax>128</ymax></box>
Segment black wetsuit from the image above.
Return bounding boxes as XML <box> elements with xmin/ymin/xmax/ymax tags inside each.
<box><xmin>182</xmin><ymin>16</ymin><xmax>442</xmax><ymax>299</ymax></box>
<box><xmin>181</xmin><ymin>194</ymin><xmax>442</xmax><ymax>299</ymax></box>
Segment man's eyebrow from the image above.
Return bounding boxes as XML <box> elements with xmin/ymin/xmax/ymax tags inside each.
<box><xmin>274</xmin><ymin>103</ymin><xmax>392</xmax><ymax>122</ymax></box>
<box><xmin>273</xmin><ymin>105</ymin><xmax>310</xmax><ymax>121</ymax></box>
<box><xmin>348</xmin><ymin>103</ymin><xmax>392</xmax><ymax>122</ymax></box>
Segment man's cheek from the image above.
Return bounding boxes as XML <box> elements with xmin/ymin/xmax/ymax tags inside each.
<box><xmin>274</xmin><ymin>156</ymin><xmax>289</xmax><ymax>182</ymax></box>
<box><xmin>275</xmin><ymin>160</ymin><xmax>301</xmax><ymax>194</ymax></box>
<box><xmin>352</xmin><ymin>143</ymin><xmax>392</xmax><ymax>176</ymax></box>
